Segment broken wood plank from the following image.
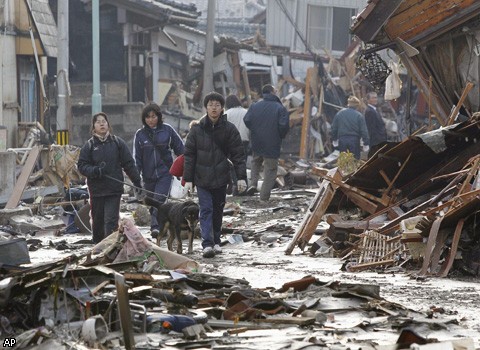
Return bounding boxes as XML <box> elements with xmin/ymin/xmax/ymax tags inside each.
<box><xmin>437</xmin><ymin>218</ymin><xmax>464</xmax><ymax>277</ymax></box>
<box><xmin>285</xmin><ymin>168</ymin><xmax>342</xmax><ymax>255</ymax></box>
<box><xmin>5</xmin><ymin>145</ymin><xmax>41</xmax><ymax>209</ymax></box>
<box><xmin>339</xmin><ymin>189</ymin><xmax>378</xmax><ymax>214</ymax></box>
<box><xmin>446</xmin><ymin>81</ymin><xmax>474</xmax><ymax>125</ymax></box>
<box><xmin>347</xmin><ymin>259</ymin><xmax>396</xmax><ymax>272</ymax></box>
<box><xmin>300</xmin><ymin>66</ymin><xmax>316</xmax><ymax>159</ymax></box>
<box><xmin>417</xmin><ymin>216</ymin><xmax>444</xmax><ymax>277</ymax></box>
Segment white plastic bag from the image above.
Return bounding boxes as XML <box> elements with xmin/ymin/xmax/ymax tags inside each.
<box><xmin>384</xmin><ymin>60</ymin><xmax>402</xmax><ymax>100</ymax></box>
<box><xmin>169</xmin><ymin>176</ymin><xmax>188</xmax><ymax>199</ymax></box>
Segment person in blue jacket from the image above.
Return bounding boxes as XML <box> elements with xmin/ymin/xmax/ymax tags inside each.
<box><xmin>133</xmin><ymin>103</ymin><xmax>184</xmax><ymax>237</ymax></box>
<box><xmin>331</xmin><ymin>95</ymin><xmax>370</xmax><ymax>159</ymax></box>
<box><xmin>243</xmin><ymin>84</ymin><xmax>289</xmax><ymax>201</ymax></box>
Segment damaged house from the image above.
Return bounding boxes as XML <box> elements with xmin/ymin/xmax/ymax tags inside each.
<box><xmin>287</xmin><ymin>0</ymin><xmax>480</xmax><ymax>277</ymax></box>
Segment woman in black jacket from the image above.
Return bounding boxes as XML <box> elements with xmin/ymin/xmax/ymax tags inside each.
<box><xmin>78</xmin><ymin>112</ymin><xmax>143</xmax><ymax>244</ymax></box>
<box><xmin>183</xmin><ymin>92</ymin><xmax>247</xmax><ymax>258</ymax></box>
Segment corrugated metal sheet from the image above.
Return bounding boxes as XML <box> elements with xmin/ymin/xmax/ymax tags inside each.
<box><xmin>27</xmin><ymin>0</ymin><xmax>57</xmax><ymax>57</ymax></box>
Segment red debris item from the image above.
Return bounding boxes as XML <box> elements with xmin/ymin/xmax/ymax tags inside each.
<box><xmin>170</xmin><ymin>154</ymin><xmax>184</xmax><ymax>177</ymax></box>
<box><xmin>276</xmin><ymin>276</ymin><xmax>317</xmax><ymax>292</ymax></box>
<box><xmin>169</xmin><ymin>154</ymin><xmax>186</xmax><ymax>186</ymax></box>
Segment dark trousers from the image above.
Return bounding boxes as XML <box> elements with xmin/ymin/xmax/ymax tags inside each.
<box><xmin>242</xmin><ymin>140</ymin><xmax>251</xmax><ymax>161</ymax></box>
<box><xmin>144</xmin><ymin>175</ymin><xmax>173</xmax><ymax>231</ymax></box>
<box><xmin>90</xmin><ymin>194</ymin><xmax>121</xmax><ymax>244</ymax></box>
<box><xmin>196</xmin><ymin>185</ymin><xmax>227</xmax><ymax>249</ymax></box>
<box><xmin>339</xmin><ymin>135</ymin><xmax>361</xmax><ymax>159</ymax></box>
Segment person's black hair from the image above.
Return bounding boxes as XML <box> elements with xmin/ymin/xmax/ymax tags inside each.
<box><xmin>225</xmin><ymin>94</ymin><xmax>242</xmax><ymax>109</ymax></box>
<box><xmin>141</xmin><ymin>102</ymin><xmax>163</xmax><ymax>126</ymax></box>
<box><xmin>203</xmin><ymin>91</ymin><xmax>225</xmax><ymax>108</ymax></box>
<box><xmin>262</xmin><ymin>84</ymin><xmax>275</xmax><ymax>94</ymax></box>
<box><xmin>91</xmin><ymin>112</ymin><xmax>112</xmax><ymax>134</ymax></box>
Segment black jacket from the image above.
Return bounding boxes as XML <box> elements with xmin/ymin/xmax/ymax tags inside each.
<box><xmin>183</xmin><ymin>114</ymin><xmax>247</xmax><ymax>189</ymax></box>
<box><xmin>364</xmin><ymin>105</ymin><xmax>387</xmax><ymax>147</ymax></box>
<box><xmin>78</xmin><ymin>135</ymin><xmax>141</xmax><ymax>197</ymax></box>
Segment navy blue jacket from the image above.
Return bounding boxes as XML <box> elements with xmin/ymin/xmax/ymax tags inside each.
<box><xmin>133</xmin><ymin>123</ymin><xmax>184</xmax><ymax>184</ymax></box>
<box><xmin>331</xmin><ymin>107</ymin><xmax>370</xmax><ymax>145</ymax></box>
<box><xmin>183</xmin><ymin>114</ymin><xmax>247</xmax><ymax>189</ymax></box>
<box><xmin>78</xmin><ymin>135</ymin><xmax>141</xmax><ymax>197</ymax></box>
<box><xmin>243</xmin><ymin>93</ymin><xmax>289</xmax><ymax>158</ymax></box>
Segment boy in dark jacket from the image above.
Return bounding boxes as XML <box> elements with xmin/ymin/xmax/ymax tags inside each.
<box><xmin>183</xmin><ymin>92</ymin><xmax>247</xmax><ymax>258</ymax></box>
<box><xmin>78</xmin><ymin>112</ymin><xmax>143</xmax><ymax>244</ymax></box>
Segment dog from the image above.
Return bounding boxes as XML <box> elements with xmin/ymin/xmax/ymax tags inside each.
<box><xmin>144</xmin><ymin>197</ymin><xmax>199</xmax><ymax>254</ymax></box>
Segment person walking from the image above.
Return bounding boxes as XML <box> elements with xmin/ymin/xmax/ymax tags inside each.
<box><xmin>225</xmin><ymin>94</ymin><xmax>250</xmax><ymax>160</ymax></box>
<box><xmin>243</xmin><ymin>84</ymin><xmax>289</xmax><ymax>201</ymax></box>
<box><xmin>133</xmin><ymin>102</ymin><xmax>184</xmax><ymax>237</ymax></box>
<box><xmin>78</xmin><ymin>112</ymin><xmax>143</xmax><ymax>244</ymax></box>
<box><xmin>364</xmin><ymin>91</ymin><xmax>387</xmax><ymax>155</ymax></box>
<box><xmin>183</xmin><ymin>91</ymin><xmax>247</xmax><ymax>258</ymax></box>
<box><xmin>331</xmin><ymin>96</ymin><xmax>370</xmax><ymax>160</ymax></box>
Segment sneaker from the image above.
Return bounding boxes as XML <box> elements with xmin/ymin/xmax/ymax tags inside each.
<box><xmin>213</xmin><ymin>244</ymin><xmax>223</xmax><ymax>254</ymax></box>
<box><xmin>151</xmin><ymin>229</ymin><xmax>160</xmax><ymax>239</ymax></box>
<box><xmin>246</xmin><ymin>186</ymin><xmax>257</xmax><ymax>196</ymax></box>
<box><xmin>202</xmin><ymin>246</ymin><xmax>215</xmax><ymax>258</ymax></box>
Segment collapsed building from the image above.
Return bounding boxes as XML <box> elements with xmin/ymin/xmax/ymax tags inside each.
<box><xmin>286</xmin><ymin>0</ymin><xmax>480</xmax><ymax>278</ymax></box>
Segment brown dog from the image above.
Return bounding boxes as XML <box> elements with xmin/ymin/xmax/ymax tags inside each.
<box><xmin>144</xmin><ymin>198</ymin><xmax>199</xmax><ymax>254</ymax></box>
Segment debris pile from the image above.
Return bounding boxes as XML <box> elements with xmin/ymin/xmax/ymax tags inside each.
<box><xmin>288</xmin><ymin>118</ymin><xmax>480</xmax><ymax>278</ymax></box>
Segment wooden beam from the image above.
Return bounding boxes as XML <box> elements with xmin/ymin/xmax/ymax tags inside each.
<box><xmin>323</xmin><ymin>174</ymin><xmax>390</xmax><ymax>207</ymax></box>
<box><xmin>348</xmin><ymin>259</ymin><xmax>396</xmax><ymax>272</ymax></box>
<box><xmin>5</xmin><ymin>145</ymin><xmax>41</xmax><ymax>209</ymax></box>
<box><xmin>339</xmin><ymin>189</ymin><xmax>378</xmax><ymax>215</ymax></box>
<box><xmin>437</xmin><ymin>218</ymin><xmax>464</xmax><ymax>277</ymax></box>
<box><xmin>241</xmin><ymin>67</ymin><xmax>252</xmax><ymax>106</ymax></box>
<box><xmin>285</xmin><ymin>168</ymin><xmax>342</xmax><ymax>255</ymax></box>
<box><xmin>446</xmin><ymin>81</ymin><xmax>474</xmax><ymax>125</ymax></box>
<box><xmin>300</xmin><ymin>67</ymin><xmax>316</xmax><ymax>158</ymax></box>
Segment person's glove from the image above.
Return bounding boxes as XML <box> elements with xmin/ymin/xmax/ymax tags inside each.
<box><xmin>184</xmin><ymin>182</ymin><xmax>193</xmax><ymax>193</ymax></box>
<box><xmin>237</xmin><ymin>180</ymin><xmax>247</xmax><ymax>193</ymax></box>
<box><xmin>363</xmin><ymin>145</ymin><xmax>370</xmax><ymax>153</ymax></box>
<box><xmin>133</xmin><ymin>186</ymin><xmax>146</xmax><ymax>201</ymax></box>
<box><xmin>93</xmin><ymin>166</ymin><xmax>103</xmax><ymax>178</ymax></box>
<box><xmin>332</xmin><ymin>140</ymin><xmax>339</xmax><ymax>148</ymax></box>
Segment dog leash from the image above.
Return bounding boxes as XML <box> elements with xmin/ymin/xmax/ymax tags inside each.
<box><xmin>102</xmin><ymin>173</ymin><xmax>168</xmax><ymax>199</ymax></box>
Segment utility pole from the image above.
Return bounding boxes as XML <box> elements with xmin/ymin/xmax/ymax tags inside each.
<box><xmin>0</xmin><ymin>0</ymin><xmax>17</xmax><ymax>148</ymax></box>
<box><xmin>56</xmin><ymin>0</ymin><xmax>69</xmax><ymax>145</ymax></box>
<box><xmin>92</xmin><ymin>0</ymin><xmax>102</xmax><ymax>114</ymax></box>
<box><xmin>202</xmin><ymin>0</ymin><xmax>215</xmax><ymax>98</ymax></box>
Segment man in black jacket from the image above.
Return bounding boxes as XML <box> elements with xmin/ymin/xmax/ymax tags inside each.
<box><xmin>364</xmin><ymin>92</ymin><xmax>387</xmax><ymax>155</ymax></box>
<box><xmin>183</xmin><ymin>92</ymin><xmax>247</xmax><ymax>258</ymax></box>
<box><xmin>244</xmin><ymin>84</ymin><xmax>289</xmax><ymax>201</ymax></box>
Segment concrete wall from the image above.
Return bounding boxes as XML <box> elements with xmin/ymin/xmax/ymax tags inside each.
<box><xmin>70</xmin><ymin>103</ymin><xmax>196</xmax><ymax>150</ymax></box>
<box><xmin>61</xmin><ymin>82</ymin><xmax>197</xmax><ymax>149</ymax></box>
<box><xmin>70</xmin><ymin>103</ymin><xmax>144</xmax><ymax>148</ymax></box>
<box><xmin>0</xmin><ymin>152</ymin><xmax>16</xmax><ymax>198</ymax></box>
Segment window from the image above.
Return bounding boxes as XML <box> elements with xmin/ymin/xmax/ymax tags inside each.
<box><xmin>18</xmin><ymin>58</ymin><xmax>38</xmax><ymax>123</ymax></box>
<box><xmin>307</xmin><ymin>5</ymin><xmax>356</xmax><ymax>53</ymax></box>
<box><xmin>332</xmin><ymin>7</ymin><xmax>356</xmax><ymax>51</ymax></box>
<box><xmin>307</xmin><ymin>5</ymin><xmax>331</xmax><ymax>52</ymax></box>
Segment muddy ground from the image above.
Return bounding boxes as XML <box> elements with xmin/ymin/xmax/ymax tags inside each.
<box><xmin>28</xmin><ymin>190</ymin><xmax>480</xmax><ymax>349</ymax></box>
